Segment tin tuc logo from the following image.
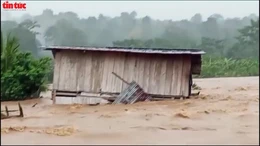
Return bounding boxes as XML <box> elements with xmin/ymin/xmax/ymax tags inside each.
<box><xmin>2</xmin><ymin>0</ymin><xmax>26</xmax><ymax>10</ymax></box>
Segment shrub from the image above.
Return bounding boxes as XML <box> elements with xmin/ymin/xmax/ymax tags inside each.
<box><xmin>1</xmin><ymin>32</ymin><xmax>52</xmax><ymax>101</ymax></box>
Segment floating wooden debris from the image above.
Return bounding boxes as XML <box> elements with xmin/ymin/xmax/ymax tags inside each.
<box><xmin>112</xmin><ymin>81</ymin><xmax>151</xmax><ymax>104</ymax></box>
<box><xmin>1</xmin><ymin>103</ymin><xmax>24</xmax><ymax>120</ymax></box>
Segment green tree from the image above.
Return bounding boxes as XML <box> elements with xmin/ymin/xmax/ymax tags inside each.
<box><xmin>190</xmin><ymin>13</ymin><xmax>203</xmax><ymax>24</ymax></box>
<box><xmin>198</xmin><ymin>37</ymin><xmax>225</xmax><ymax>56</ymax></box>
<box><xmin>113</xmin><ymin>39</ymin><xmax>145</xmax><ymax>47</ymax></box>
<box><xmin>227</xmin><ymin>19</ymin><xmax>259</xmax><ymax>58</ymax></box>
<box><xmin>1</xmin><ymin>31</ymin><xmax>51</xmax><ymax>101</ymax></box>
<box><xmin>44</xmin><ymin>19</ymin><xmax>88</xmax><ymax>46</ymax></box>
<box><xmin>2</xmin><ymin>20</ymin><xmax>41</xmax><ymax>57</ymax></box>
<box><xmin>161</xmin><ymin>23</ymin><xmax>197</xmax><ymax>48</ymax></box>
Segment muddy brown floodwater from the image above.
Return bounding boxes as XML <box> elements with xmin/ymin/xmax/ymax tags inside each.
<box><xmin>1</xmin><ymin>77</ymin><xmax>259</xmax><ymax>145</ymax></box>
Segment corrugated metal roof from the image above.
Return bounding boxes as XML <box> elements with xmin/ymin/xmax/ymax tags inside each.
<box><xmin>43</xmin><ymin>46</ymin><xmax>205</xmax><ymax>55</ymax></box>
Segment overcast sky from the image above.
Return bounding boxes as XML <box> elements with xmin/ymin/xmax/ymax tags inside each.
<box><xmin>1</xmin><ymin>1</ymin><xmax>259</xmax><ymax>21</ymax></box>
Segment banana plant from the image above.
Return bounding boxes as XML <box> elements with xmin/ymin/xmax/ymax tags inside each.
<box><xmin>1</xmin><ymin>31</ymin><xmax>20</xmax><ymax>73</ymax></box>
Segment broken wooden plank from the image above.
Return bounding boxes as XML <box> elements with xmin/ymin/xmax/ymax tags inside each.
<box><xmin>112</xmin><ymin>72</ymin><xmax>130</xmax><ymax>85</ymax></box>
<box><xmin>5</xmin><ymin>106</ymin><xmax>9</xmax><ymax>116</ymax></box>
<box><xmin>18</xmin><ymin>102</ymin><xmax>24</xmax><ymax>117</ymax></box>
<box><xmin>32</xmin><ymin>103</ymin><xmax>38</xmax><ymax>108</ymax></box>
<box><xmin>1</xmin><ymin>109</ymin><xmax>18</xmax><ymax>113</ymax></box>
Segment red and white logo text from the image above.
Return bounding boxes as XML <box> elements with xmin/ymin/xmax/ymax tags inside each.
<box><xmin>2</xmin><ymin>0</ymin><xmax>26</xmax><ymax>11</ymax></box>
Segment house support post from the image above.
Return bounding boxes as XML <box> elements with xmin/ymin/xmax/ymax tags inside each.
<box><xmin>51</xmin><ymin>90</ymin><xmax>57</xmax><ymax>104</ymax></box>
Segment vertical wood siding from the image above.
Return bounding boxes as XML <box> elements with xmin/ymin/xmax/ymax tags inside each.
<box><xmin>53</xmin><ymin>50</ymin><xmax>192</xmax><ymax>96</ymax></box>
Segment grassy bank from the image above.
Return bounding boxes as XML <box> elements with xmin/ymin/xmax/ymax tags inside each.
<box><xmin>200</xmin><ymin>56</ymin><xmax>259</xmax><ymax>78</ymax></box>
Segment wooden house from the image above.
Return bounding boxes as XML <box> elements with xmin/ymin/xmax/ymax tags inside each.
<box><xmin>45</xmin><ymin>46</ymin><xmax>205</xmax><ymax>104</ymax></box>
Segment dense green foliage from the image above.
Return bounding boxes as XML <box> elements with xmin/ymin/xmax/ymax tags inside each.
<box><xmin>1</xmin><ymin>32</ymin><xmax>52</xmax><ymax>101</ymax></box>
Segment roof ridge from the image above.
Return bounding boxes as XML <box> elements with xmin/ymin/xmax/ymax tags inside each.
<box><xmin>42</xmin><ymin>46</ymin><xmax>206</xmax><ymax>55</ymax></box>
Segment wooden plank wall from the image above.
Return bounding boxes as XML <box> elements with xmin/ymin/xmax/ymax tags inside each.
<box><xmin>53</xmin><ymin>50</ymin><xmax>192</xmax><ymax>97</ymax></box>
<box><xmin>191</xmin><ymin>55</ymin><xmax>202</xmax><ymax>74</ymax></box>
